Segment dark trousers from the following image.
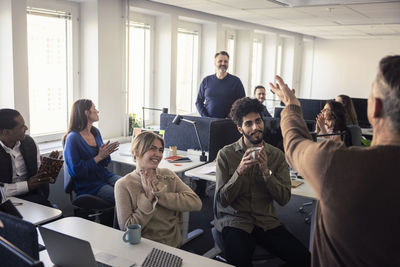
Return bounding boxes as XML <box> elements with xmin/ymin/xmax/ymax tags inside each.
<box><xmin>222</xmin><ymin>225</ymin><xmax>311</xmax><ymax>267</ymax></box>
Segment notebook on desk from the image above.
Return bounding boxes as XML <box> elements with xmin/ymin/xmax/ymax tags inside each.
<box><xmin>39</xmin><ymin>226</ymin><xmax>136</xmax><ymax>267</ymax></box>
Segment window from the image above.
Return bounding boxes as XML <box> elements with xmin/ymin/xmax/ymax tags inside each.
<box><xmin>128</xmin><ymin>22</ymin><xmax>151</xmax><ymax>121</ymax></box>
<box><xmin>279</xmin><ymin>35</ymin><xmax>295</xmax><ymax>87</ymax></box>
<box><xmin>27</xmin><ymin>8</ymin><xmax>73</xmax><ymax>139</ymax></box>
<box><xmin>251</xmin><ymin>35</ymin><xmax>263</xmax><ymax>90</ymax></box>
<box><xmin>176</xmin><ymin>28</ymin><xmax>199</xmax><ymax>114</ymax></box>
<box><xmin>300</xmin><ymin>38</ymin><xmax>314</xmax><ymax>98</ymax></box>
<box><xmin>226</xmin><ymin>30</ymin><xmax>236</xmax><ymax>74</ymax></box>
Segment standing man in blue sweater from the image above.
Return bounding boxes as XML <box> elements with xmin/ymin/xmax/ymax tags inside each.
<box><xmin>196</xmin><ymin>51</ymin><xmax>246</xmax><ymax>118</ymax></box>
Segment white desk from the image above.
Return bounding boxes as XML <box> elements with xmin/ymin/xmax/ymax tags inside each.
<box><xmin>361</xmin><ymin>127</ymin><xmax>373</xmax><ymax>136</ymax></box>
<box><xmin>112</xmin><ymin>142</ymin><xmax>207</xmax><ymax>175</ymax></box>
<box><xmin>9</xmin><ymin>197</ymin><xmax>62</xmax><ymax>225</ymax></box>
<box><xmin>39</xmin><ymin>217</ymin><xmax>232</xmax><ymax>267</ymax></box>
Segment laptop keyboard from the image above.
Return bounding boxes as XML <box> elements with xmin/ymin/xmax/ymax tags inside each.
<box><xmin>96</xmin><ymin>261</ymin><xmax>113</xmax><ymax>267</ymax></box>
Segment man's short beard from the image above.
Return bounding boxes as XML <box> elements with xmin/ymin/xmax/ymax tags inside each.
<box><xmin>243</xmin><ymin>131</ymin><xmax>263</xmax><ymax>145</ymax></box>
<box><xmin>218</xmin><ymin>66</ymin><xmax>227</xmax><ymax>73</ymax></box>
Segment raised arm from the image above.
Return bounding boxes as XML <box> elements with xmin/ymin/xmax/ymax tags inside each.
<box><xmin>270</xmin><ymin>75</ymin><xmax>343</xmax><ymax>198</ymax></box>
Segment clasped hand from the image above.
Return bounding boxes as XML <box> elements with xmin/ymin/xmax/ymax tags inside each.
<box><xmin>236</xmin><ymin>146</ymin><xmax>269</xmax><ymax>177</ymax></box>
<box><xmin>316</xmin><ymin>113</ymin><xmax>326</xmax><ymax>134</ymax></box>
<box><xmin>140</xmin><ymin>169</ymin><xmax>158</xmax><ymax>201</ymax></box>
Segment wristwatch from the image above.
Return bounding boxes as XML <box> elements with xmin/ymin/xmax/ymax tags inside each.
<box><xmin>264</xmin><ymin>169</ymin><xmax>272</xmax><ymax>178</ymax></box>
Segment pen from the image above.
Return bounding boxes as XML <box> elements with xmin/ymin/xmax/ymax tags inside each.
<box><xmin>12</xmin><ymin>202</ymin><xmax>23</xmax><ymax>206</ymax></box>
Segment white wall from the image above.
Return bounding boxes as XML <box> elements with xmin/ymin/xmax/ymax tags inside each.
<box><xmin>97</xmin><ymin>0</ymin><xmax>125</xmax><ymax>138</ymax></box>
<box><xmin>0</xmin><ymin>0</ymin><xmax>14</xmax><ymax>108</ymax></box>
<box><xmin>311</xmin><ymin>38</ymin><xmax>400</xmax><ymax>99</ymax></box>
<box><xmin>0</xmin><ymin>0</ymin><xmax>30</xmax><ymax>124</ymax></box>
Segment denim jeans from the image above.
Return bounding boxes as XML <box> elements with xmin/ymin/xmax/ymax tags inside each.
<box><xmin>95</xmin><ymin>174</ymin><xmax>121</xmax><ymax>205</ymax></box>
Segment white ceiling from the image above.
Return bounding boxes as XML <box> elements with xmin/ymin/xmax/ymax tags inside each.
<box><xmin>149</xmin><ymin>0</ymin><xmax>400</xmax><ymax>39</ymax></box>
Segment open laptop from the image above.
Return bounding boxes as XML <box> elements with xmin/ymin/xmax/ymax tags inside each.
<box><xmin>39</xmin><ymin>226</ymin><xmax>136</xmax><ymax>267</ymax></box>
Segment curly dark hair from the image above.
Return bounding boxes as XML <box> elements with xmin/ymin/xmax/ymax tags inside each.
<box><xmin>230</xmin><ymin>97</ymin><xmax>264</xmax><ymax>126</ymax></box>
<box><xmin>326</xmin><ymin>100</ymin><xmax>346</xmax><ymax>132</ymax></box>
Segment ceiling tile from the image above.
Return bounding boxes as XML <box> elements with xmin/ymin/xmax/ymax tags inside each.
<box><xmin>296</xmin><ymin>5</ymin><xmax>367</xmax><ymax>21</ymax></box>
<box><xmin>349</xmin><ymin>24</ymin><xmax>398</xmax><ymax>34</ymax></box>
<box><xmin>285</xmin><ymin>18</ymin><xmax>338</xmax><ymax>26</ymax></box>
<box><xmin>251</xmin><ymin>7</ymin><xmax>312</xmax><ymax>19</ymax></box>
<box><xmin>207</xmin><ymin>0</ymin><xmax>282</xmax><ymax>9</ymax></box>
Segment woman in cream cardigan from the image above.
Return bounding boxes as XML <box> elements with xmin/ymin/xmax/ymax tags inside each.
<box><xmin>115</xmin><ymin>131</ymin><xmax>202</xmax><ymax>247</ymax></box>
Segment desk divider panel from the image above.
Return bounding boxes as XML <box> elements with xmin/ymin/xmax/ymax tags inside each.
<box><xmin>208</xmin><ymin>119</ymin><xmax>242</xmax><ymax>162</ymax></box>
<box><xmin>160</xmin><ymin>114</ymin><xmax>219</xmax><ymax>152</ymax></box>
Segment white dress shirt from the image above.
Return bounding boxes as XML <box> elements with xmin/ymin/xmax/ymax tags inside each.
<box><xmin>0</xmin><ymin>139</ymin><xmax>41</xmax><ymax>197</ymax></box>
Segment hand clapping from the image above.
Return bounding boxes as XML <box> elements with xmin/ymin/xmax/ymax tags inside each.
<box><xmin>97</xmin><ymin>141</ymin><xmax>119</xmax><ymax>160</ymax></box>
<box><xmin>140</xmin><ymin>169</ymin><xmax>157</xmax><ymax>201</ymax></box>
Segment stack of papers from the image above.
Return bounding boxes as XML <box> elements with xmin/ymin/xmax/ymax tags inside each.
<box><xmin>198</xmin><ymin>165</ymin><xmax>216</xmax><ymax>175</ymax></box>
<box><xmin>165</xmin><ymin>155</ymin><xmax>192</xmax><ymax>163</ymax></box>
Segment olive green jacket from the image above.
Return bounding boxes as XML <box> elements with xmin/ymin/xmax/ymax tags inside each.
<box><xmin>215</xmin><ymin>137</ymin><xmax>291</xmax><ymax>233</ymax></box>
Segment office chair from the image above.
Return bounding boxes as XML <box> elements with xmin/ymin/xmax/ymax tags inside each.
<box><xmin>209</xmin><ymin>194</ymin><xmax>275</xmax><ymax>264</ymax></box>
<box><xmin>0</xmin><ymin>211</ymin><xmax>43</xmax><ymax>267</ymax></box>
<box><xmin>343</xmin><ymin>125</ymin><xmax>362</xmax><ymax>147</ymax></box>
<box><xmin>64</xmin><ymin>166</ymin><xmax>114</xmax><ymax>225</ymax></box>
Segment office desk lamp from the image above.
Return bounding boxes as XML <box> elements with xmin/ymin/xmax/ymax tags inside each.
<box><xmin>172</xmin><ymin>115</ymin><xmax>207</xmax><ymax>162</ymax></box>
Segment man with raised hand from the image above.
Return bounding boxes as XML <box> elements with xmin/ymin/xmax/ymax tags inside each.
<box><xmin>270</xmin><ymin>55</ymin><xmax>400</xmax><ymax>266</ymax></box>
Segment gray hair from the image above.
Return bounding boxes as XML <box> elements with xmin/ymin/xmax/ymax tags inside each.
<box><xmin>374</xmin><ymin>55</ymin><xmax>400</xmax><ymax>134</ymax></box>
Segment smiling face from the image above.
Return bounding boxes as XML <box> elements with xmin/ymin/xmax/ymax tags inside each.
<box><xmin>237</xmin><ymin>112</ymin><xmax>264</xmax><ymax>146</ymax></box>
<box><xmin>214</xmin><ymin>54</ymin><xmax>229</xmax><ymax>75</ymax></box>
<box><xmin>136</xmin><ymin>139</ymin><xmax>164</xmax><ymax>170</ymax></box>
<box><xmin>8</xmin><ymin>115</ymin><xmax>28</xmax><ymax>142</ymax></box>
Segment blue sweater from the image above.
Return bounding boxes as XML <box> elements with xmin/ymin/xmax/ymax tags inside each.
<box><xmin>196</xmin><ymin>73</ymin><xmax>245</xmax><ymax>118</ymax></box>
<box><xmin>64</xmin><ymin>129</ymin><xmax>113</xmax><ymax>196</ymax></box>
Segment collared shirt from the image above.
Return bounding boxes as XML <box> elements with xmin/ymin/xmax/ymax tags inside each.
<box><xmin>215</xmin><ymin>137</ymin><xmax>291</xmax><ymax>233</ymax></box>
<box><xmin>0</xmin><ymin>139</ymin><xmax>41</xmax><ymax>197</ymax></box>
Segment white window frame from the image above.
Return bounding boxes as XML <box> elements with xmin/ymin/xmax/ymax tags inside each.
<box><xmin>176</xmin><ymin>20</ymin><xmax>201</xmax><ymax>114</ymax></box>
<box><xmin>251</xmin><ymin>34</ymin><xmax>264</xmax><ymax>91</ymax></box>
<box><xmin>26</xmin><ymin>0</ymin><xmax>79</xmax><ymax>143</ymax></box>
<box><xmin>126</xmin><ymin>12</ymin><xmax>155</xmax><ymax>126</ymax></box>
<box><xmin>225</xmin><ymin>29</ymin><xmax>237</xmax><ymax>74</ymax></box>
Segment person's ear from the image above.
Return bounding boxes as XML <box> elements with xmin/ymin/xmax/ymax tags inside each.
<box><xmin>237</xmin><ymin>124</ymin><xmax>243</xmax><ymax>135</ymax></box>
<box><xmin>372</xmin><ymin>98</ymin><xmax>384</xmax><ymax>118</ymax></box>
